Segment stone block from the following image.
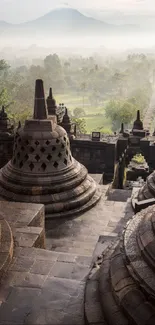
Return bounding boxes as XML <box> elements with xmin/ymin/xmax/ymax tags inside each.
<box><xmin>30</xmin><ymin>259</ymin><xmax>55</xmax><ymax>275</ymax></box>
<box><xmin>9</xmin><ymin>257</ymin><xmax>34</xmax><ymax>272</ymax></box>
<box><xmin>49</xmin><ymin>261</ymin><xmax>75</xmax><ymax>279</ymax></box>
<box><xmin>0</xmin><ymin>286</ymin><xmax>41</xmax><ymax>323</ymax></box>
<box><xmin>35</xmin><ymin>248</ymin><xmax>59</xmax><ymax>261</ymax></box>
<box><xmin>10</xmin><ymin>271</ymin><xmax>46</xmax><ymax>288</ymax></box>
<box><xmin>71</xmin><ymin>264</ymin><xmax>90</xmax><ymax>281</ymax></box>
<box><xmin>14</xmin><ymin>232</ymin><xmax>40</xmax><ymax>248</ymax></box>
<box><xmin>0</xmin><ymin>302</ymin><xmax>31</xmax><ymax>323</ymax></box>
<box><xmin>44</xmin><ymin>277</ymin><xmax>82</xmax><ymax>297</ymax></box>
<box><xmin>14</xmin><ymin>247</ymin><xmax>36</xmax><ymax>257</ymax></box>
<box><xmin>0</xmin><ymin>201</ymin><xmax>44</xmax><ymax>227</ymax></box>
<box><xmin>76</xmin><ymin>255</ymin><xmax>92</xmax><ymax>266</ymax></box>
<box><xmin>57</xmin><ymin>253</ymin><xmax>76</xmax><ymax>263</ymax></box>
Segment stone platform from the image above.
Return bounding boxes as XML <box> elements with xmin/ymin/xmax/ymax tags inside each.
<box><xmin>0</xmin><ymin>187</ymin><xmax>134</xmax><ymax>325</ymax></box>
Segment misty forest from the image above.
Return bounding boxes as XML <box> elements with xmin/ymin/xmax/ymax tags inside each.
<box><xmin>0</xmin><ymin>52</ymin><xmax>153</xmax><ymax>134</ymax></box>
<box><xmin>0</xmin><ymin>6</ymin><xmax>155</xmax><ymax>135</ymax></box>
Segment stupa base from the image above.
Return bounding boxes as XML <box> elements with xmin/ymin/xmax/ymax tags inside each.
<box><xmin>45</xmin><ymin>186</ymin><xmax>102</xmax><ymax>219</ymax></box>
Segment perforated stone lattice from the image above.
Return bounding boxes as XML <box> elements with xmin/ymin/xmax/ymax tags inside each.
<box><xmin>11</xmin><ymin>134</ymin><xmax>72</xmax><ymax>172</ymax></box>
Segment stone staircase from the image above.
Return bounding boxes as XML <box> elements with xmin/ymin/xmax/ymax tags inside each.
<box><xmin>107</xmin><ymin>188</ymin><xmax>132</xmax><ymax>202</ymax></box>
<box><xmin>0</xmin><ymin>188</ymin><xmax>135</xmax><ymax>325</ymax></box>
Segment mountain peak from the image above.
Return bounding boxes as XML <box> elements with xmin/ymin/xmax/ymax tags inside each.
<box><xmin>54</xmin><ymin>7</ymin><xmax>77</xmax><ymax>11</ymax></box>
<box><xmin>38</xmin><ymin>7</ymin><xmax>85</xmax><ymax>21</ymax></box>
<box><xmin>0</xmin><ymin>7</ymin><xmax>139</xmax><ymax>40</ymax></box>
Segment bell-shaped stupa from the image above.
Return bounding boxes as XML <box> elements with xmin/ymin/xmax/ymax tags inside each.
<box><xmin>46</xmin><ymin>87</ymin><xmax>62</xmax><ymax>125</ymax></box>
<box><xmin>0</xmin><ymin>79</ymin><xmax>101</xmax><ymax>218</ymax></box>
<box><xmin>46</xmin><ymin>87</ymin><xmax>57</xmax><ymax>116</ymax></box>
<box><xmin>132</xmin><ymin>110</ymin><xmax>143</xmax><ymax>130</ymax></box>
<box><xmin>61</xmin><ymin>107</ymin><xmax>72</xmax><ymax>134</ymax></box>
<box><xmin>0</xmin><ymin>106</ymin><xmax>14</xmax><ymax>134</ymax></box>
<box><xmin>0</xmin><ymin>106</ymin><xmax>14</xmax><ymax>168</ymax></box>
<box><xmin>90</xmin><ymin>205</ymin><xmax>155</xmax><ymax>324</ymax></box>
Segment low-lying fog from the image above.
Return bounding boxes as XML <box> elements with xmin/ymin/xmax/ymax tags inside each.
<box><xmin>1</xmin><ymin>32</ymin><xmax>155</xmax><ymax>59</ymax></box>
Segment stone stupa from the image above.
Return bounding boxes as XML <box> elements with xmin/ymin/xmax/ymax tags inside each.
<box><xmin>0</xmin><ymin>79</ymin><xmax>101</xmax><ymax>218</ymax></box>
<box><xmin>46</xmin><ymin>87</ymin><xmax>61</xmax><ymax>125</ymax></box>
<box><xmin>0</xmin><ymin>106</ymin><xmax>13</xmax><ymax>133</ymax></box>
<box><xmin>132</xmin><ymin>109</ymin><xmax>143</xmax><ymax>131</ymax></box>
<box><xmin>61</xmin><ymin>107</ymin><xmax>73</xmax><ymax>137</ymax></box>
<box><xmin>89</xmin><ymin>205</ymin><xmax>155</xmax><ymax>324</ymax></box>
<box><xmin>0</xmin><ymin>106</ymin><xmax>14</xmax><ymax>168</ymax></box>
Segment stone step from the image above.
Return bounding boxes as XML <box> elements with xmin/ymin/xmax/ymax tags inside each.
<box><xmin>14</xmin><ymin>226</ymin><xmax>45</xmax><ymax>249</ymax></box>
<box><xmin>107</xmin><ymin>189</ymin><xmax>132</xmax><ymax>202</ymax></box>
<box><xmin>0</xmin><ymin>245</ymin><xmax>92</xmax><ymax>324</ymax></box>
<box><xmin>91</xmin><ymin>235</ymin><xmax>118</xmax><ymax>267</ymax></box>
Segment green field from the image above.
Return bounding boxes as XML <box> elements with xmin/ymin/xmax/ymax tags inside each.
<box><xmin>55</xmin><ymin>92</ymin><xmax>107</xmax><ymax>115</ymax></box>
<box><xmin>54</xmin><ymin>92</ymin><xmax>112</xmax><ymax>133</ymax></box>
<box><xmin>55</xmin><ymin>93</ymin><xmax>88</xmax><ymax>110</ymax></box>
<box><xmin>84</xmin><ymin>116</ymin><xmax>112</xmax><ymax>133</ymax></box>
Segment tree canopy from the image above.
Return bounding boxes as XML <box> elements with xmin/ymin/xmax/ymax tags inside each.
<box><xmin>105</xmin><ymin>99</ymin><xmax>138</xmax><ymax>131</ymax></box>
<box><xmin>0</xmin><ymin>52</ymin><xmax>153</xmax><ymax>132</ymax></box>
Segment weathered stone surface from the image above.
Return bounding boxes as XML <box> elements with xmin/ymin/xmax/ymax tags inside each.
<box><xmin>10</xmin><ymin>257</ymin><xmax>34</xmax><ymax>272</ymax></box>
<box><xmin>0</xmin><ymin>287</ymin><xmax>41</xmax><ymax>323</ymax></box>
<box><xmin>30</xmin><ymin>259</ymin><xmax>55</xmax><ymax>275</ymax></box>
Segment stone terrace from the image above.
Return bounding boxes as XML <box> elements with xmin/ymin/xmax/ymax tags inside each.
<box><xmin>0</xmin><ymin>185</ymin><xmax>134</xmax><ymax>325</ymax></box>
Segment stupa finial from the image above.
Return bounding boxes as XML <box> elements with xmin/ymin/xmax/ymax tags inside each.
<box><xmin>33</xmin><ymin>79</ymin><xmax>47</xmax><ymax>120</ymax></box>
<box><xmin>17</xmin><ymin>121</ymin><xmax>21</xmax><ymax>129</ymax></box>
<box><xmin>120</xmin><ymin>122</ymin><xmax>124</xmax><ymax>134</ymax></box>
<box><xmin>49</xmin><ymin>87</ymin><xmax>52</xmax><ymax>98</ymax></box>
<box><xmin>65</xmin><ymin>107</ymin><xmax>68</xmax><ymax>115</ymax></box>
<box><xmin>137</xmin><ymin>110</ymin><xmax>140</xmax><ymax>121</ymax></box>
<box><xmin>132</xmin><ymin>109</ymin><xmax>143</xmax><ymax>130</ymax></box>
<box><xmin>0</xmin><ymin>105</ymin><xmax>7</xmax><ymax>120</ymax></box>
<box><xmin>46</xmin><ymin>87</ymin><xmax>57</xmax><ymax>116</ymax></box>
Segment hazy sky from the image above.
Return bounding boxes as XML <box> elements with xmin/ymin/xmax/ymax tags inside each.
<box><xmin>0</xmin><ymin>0</ymin><xmax>155</xmax><ymax>23</ymax></box>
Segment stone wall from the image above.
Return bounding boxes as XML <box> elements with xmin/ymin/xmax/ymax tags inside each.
<box><xmin>70</xmin><ymin>139</ymin><xmax>116</xmax><ymax>181</ymax></box>
<box><xmin>0</xmin><ymin>135</ymin><xmax>14</xmax><ymax>169</ymax></box>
